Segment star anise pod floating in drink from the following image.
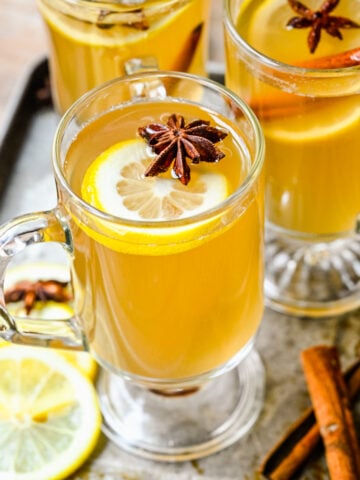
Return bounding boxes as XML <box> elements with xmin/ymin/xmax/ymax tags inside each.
<box><xmin>138</xmin><ymin>113</ymin><xmax>228</xmax><ymax>185</ymax></box>
<box><xmin>5</xmin><ymin>280</ymin><xmax>72</xmax><ymax>315</ymax></box>
<box><xmin>286</xmin><ymin>0</ymin><xmax>360</xmax><ymax>53</ymax></box>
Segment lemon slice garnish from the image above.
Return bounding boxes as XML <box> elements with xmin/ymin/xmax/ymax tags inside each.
<box><xmin>81</xmin><ymin>138</ymin><xmax>228</xmax><ymax>221</ymax></box>
<box><xmin>0</xmin><ymin>345</ymin><xmax>101</xmax><ymax>480</ymax></box>
<box><xmin>4</xmin><ymin>263</ymin><xmax>98</xmax><ymax>381</ymax></box>
<box><xmin>244</xmin><ymin>0</ymin><xmax>303</xmax><ymax>62</ymax></box>
<box><xmin>264</xmin><ymin>100</ymin><xmax>360</xmax><ymax>142</ymax></box>
<box><xmin>38</xmin><ymin>0</ymin><xmax>192</xmax><ymax>47</ymax></box>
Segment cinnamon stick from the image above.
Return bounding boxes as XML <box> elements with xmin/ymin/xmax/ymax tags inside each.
<box><xmin>173</xmin><ymin>23</ymin><xmax>203</xmax><ymax>72</ymax></box>
<box><xmin>302</xmin><ymin>346</ymin><xmax>360</xmax><ymax>480</ymax></box>
<box><xmin>249</xmin><ymin>47</ymin><xmax>360</xmax><ymax>120</ymax></box>
<box><xmin>300</xmin><ymin>47</ymin><xmax>360</xmax><ymax>69</ymax></box>
<box><xmin>248</xmin><ymin>96</ymin><xmax>305</xmax><ymax>122</ymax></box>
<box><xmin>259</xmin><ymin>356</ymin><xmax>360</xmax><ymax>480</ymax></box>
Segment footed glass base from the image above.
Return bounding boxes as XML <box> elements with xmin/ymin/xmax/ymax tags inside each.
<box><xmin>265</xmin><ymin>225</ymin><xmax>360</xmax><ymax>317</ymax></box>
<box><xmin>97</xmin><ymin>349</ymin><xmax>265</xmax><ymax>462</ymax></box>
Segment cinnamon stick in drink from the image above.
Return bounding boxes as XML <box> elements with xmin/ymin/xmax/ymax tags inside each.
<box><xmin>249</xmin><ymin>47</ymin><xmax>360</xmax><ymax>120</ymax></box>
<box><xmin>301</xmin><ymin>346</ymin><xmax>360</xmax><ymax>480</ymax></box>
<box><xmin>300</xmin><ymin>47</ymin><xmax>360</xmax><ymax>69</ymax></box>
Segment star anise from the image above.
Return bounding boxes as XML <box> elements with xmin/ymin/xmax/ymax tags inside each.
<box><xmin>5</xmin><ymin>280</ymin><xmax>72</xmax><ymax>315</ymax></box>
<box><xmin>286</xmin><ymin>0</ymin><xmax>360</xmax><ymax>53</ymax></box>
<box><xmin>138</xmin><ymin>113</ymin><xmax>228</xmax><ymax>185</ymax></box>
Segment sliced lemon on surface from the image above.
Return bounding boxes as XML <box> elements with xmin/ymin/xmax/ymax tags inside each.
<box><xmin>0</xmin><ymin>345</ymin><xmax>101</xmax><ymax>480</ymax></box>
<box><xmin>81</xmin><ymin>138</ymin><xmax>228</xmax><ymax>221</ymax></box>
<box><xmin>4</xmin><ymin>263</ymin><xmax>98</xmax><ymax>381</ymax></box>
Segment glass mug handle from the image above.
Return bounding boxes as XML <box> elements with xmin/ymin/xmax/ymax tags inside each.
<box><xmin>0</xmin><ymin>57</ymin><xmax>164</xmax><ymax>352</ymax></box>
<box><xmin>124</xmin><ymin>57</ymin><xmax>166</xmax><ymax>97</ymax></box>
<box><xmin>0</xmin><ymin>209</ymin><xmax>85</xmax><ymax>351</ymax></box>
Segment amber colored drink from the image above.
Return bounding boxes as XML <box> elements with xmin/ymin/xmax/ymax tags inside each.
<box><xmin>62</xmin><ymin>100</ymin><xmax>264</xmax><ymax>380</ymax></box>
<box><xmin>36</xmin><ymin>0</ymin><xmax>210</xmax><ymax>114</ymax></box>
<box><xmin>225</xmin><ymin>0</ymin><xmax>360</xmax><ymax>235</ymax></box>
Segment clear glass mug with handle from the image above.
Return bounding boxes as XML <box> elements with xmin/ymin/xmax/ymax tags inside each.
<box><xmin>36</xmin><ymin>0</ymin><xmax>211</xmax><ymax>114</ymax></box>
<box><xmin>0</xmin><ymin>71</ymin><xmax>265</xmax><ymax>461</ymax></box>
<box><xmin>224</xmin><ymin>0</ymin><xmax>360</xmax><ymax>317</ymax></box>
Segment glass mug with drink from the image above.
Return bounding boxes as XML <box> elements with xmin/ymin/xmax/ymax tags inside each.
<box><xmin>224</xmin><ymin>0</ymin><xmax>360</xmax><ymax>317</ymax></box>
<box><xmin>0</xmin><ymin>72</ymin><xmax>265</xmax><ymax>460</ymax></box>
<box><xmin>36</xmin><ymin>0</ymin><xmax>211</xmax><ymax>114</ymax></box>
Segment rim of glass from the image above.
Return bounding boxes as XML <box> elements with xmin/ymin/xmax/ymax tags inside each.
<box><xmin>53</xmin><ymin>70</ymin><xmax>264</xmax><ymax>228</ymax></box>
<box><xmin>47</xmin><ymin>0</ymin><xmax>182</xmax><ymax>7</ymax></box>
<box><xmin>224</xmin><ymin>0</ymin><xmax>360</xmax><ymax>76</ymax></box>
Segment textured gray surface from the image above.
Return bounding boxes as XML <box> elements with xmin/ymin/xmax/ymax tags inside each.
<box><xmin>68</xmin><ymin>309</ymin><xmax>360</xmax><ymax>480</ymax></box>
<box><xmin>1</xmin><ymin>102</ymin><xmax>360</xmax><ymax>480</ymax></box>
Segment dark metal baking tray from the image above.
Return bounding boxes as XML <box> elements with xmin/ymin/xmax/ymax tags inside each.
<box><xmin>0</xmin><ymin>58</ymin><xmax>57</xmax><ymax>223</ymax></box>
<box><xmin>0</xmin><ymin>57</ymin><xmax>359</xmax><ymax>480</ymax></box>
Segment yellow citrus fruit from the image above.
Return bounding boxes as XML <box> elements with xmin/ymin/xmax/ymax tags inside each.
<box><xmin>4</xmin><ymin>263</ymin><xmax>98</xmax><ymax>381</ymax></box>
<box><xmin>0</xmin><ymin>345</ymin><xmax>101</xmax><ymax>480</ymax></box>
<box><xmin>79</xmin><ymin>138</ymin><xmax>229</xmax><ymax>255</ymax></box>
<box><xmin>239</xmin><ymin>0</ymin><xmax>360</xmax><ymax>143</ymax></box>
<box><xmin>37</xmin><ymin>0</ymin><xmax>194</xmax><ymax>47</ymax></box>
<box><xmin>81</xmin><ymin>138</ymin><xmax>228</xmax><ymax>221</ymax></box>
<box><xmin>264</xmin><ymin>100</ymin><xmax>360</xmax><ymax>143</ymax></box>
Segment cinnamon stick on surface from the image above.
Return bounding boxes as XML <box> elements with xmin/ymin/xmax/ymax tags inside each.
<box><xmin>258</xmin><ymin>358</ymin><xmax>360</xmax><ymax>480</ymax></box>
<box><xmin>301</xmin><ymin>346</ymin><xmax>360</xmax><ymax>480</ymax></box>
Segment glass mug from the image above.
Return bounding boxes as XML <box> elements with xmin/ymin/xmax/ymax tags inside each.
<box><xmin>0</xmin><ymin>72</ymin><xmax>265</xmax><ymax>460</ymax></box>
<box><xmin>224</xmin><ymin>0</ymin><xmax>360</xmax><ymax>317</ymax></box>
<box><xmin>36</xmin><ymin>0</ymin><xmax>211</xmax><ymax>114</ymax></box>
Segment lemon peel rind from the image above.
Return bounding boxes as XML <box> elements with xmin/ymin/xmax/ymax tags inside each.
<box><xmin>72</xmin><ymin>211</ymin><xmax>233</xmax><ymax>255</ymax></box>
<box><xmin>264</xmin><ymin>105</ymin><xmax>360</xmax><ymax>142</ymax></box>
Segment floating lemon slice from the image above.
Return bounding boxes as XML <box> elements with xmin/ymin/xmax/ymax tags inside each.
<box><xmin>243</xmin><ymin>0</ymin><xmax>315</xmax><ymax>63</ymax></box>
<box><xmin>4</xmin><ymin>263</ymin><xmax>98</xmax><ymax>381</ymax></box>
<box><xmin>0</xmin><ymin>345</ymin><xmax>101</xmax><ymax>480</ymax></box>
<box><xmin>79</xmin><ymin>138</ymin><xmax>229</xmax><ymax>255</ymax></box>
<box><xmin>37</xmin><ymin>0</ymin><xmax>191</xmax><ymax>47</ymax></box>
<box><xmin>264</xmin><ymin>100</ymin><xmax>360</xmax><ymax>143</ymax></box>
<box><xmin>241</xmin><ymin>0</ymin><xmax>360</xmax><ymax>144</ymax></box>
<box><xmin>81</xmin><ymin>138</ymin><xmax>228</xmax><ymax>221</ymax></box>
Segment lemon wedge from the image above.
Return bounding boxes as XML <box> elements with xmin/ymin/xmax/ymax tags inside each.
<box><xmin>0</xmin><ymin>345</ymin><xmax>101</xmax><ymax>480</ymax></box>
<box><xmin>81</xmin><ymin>138</ymin><xmax>228</xmax><ymax>221</ymax></box>
<box><xmin>4</xmin><ymin>263</ymin><xmax>98</xmax><ymax>381</ymax></box>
